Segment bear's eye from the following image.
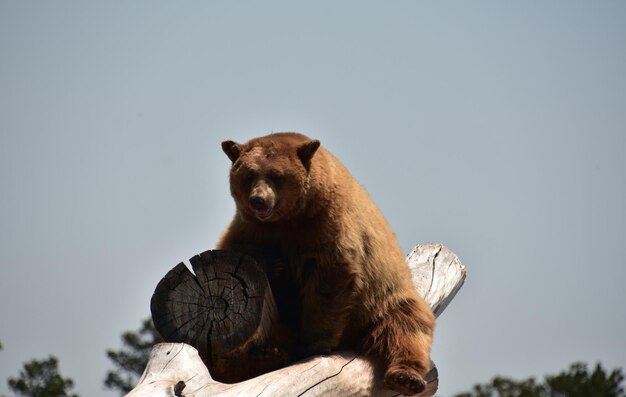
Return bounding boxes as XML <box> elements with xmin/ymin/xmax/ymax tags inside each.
<box><xmin>266</xmin><ymin>171</ymin><xmax>283</xmax><ymax>187</ymax></box>
<box><xmin>242</xmin><ymin>169</ymin><xmax>258</xmax><ymax>184</ymax></box>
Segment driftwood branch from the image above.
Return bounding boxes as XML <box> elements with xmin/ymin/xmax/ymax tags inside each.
<box><xmin>128</xmin><ymin>243</ymin><xmax>466</xmax><ymax>397</ymax></box>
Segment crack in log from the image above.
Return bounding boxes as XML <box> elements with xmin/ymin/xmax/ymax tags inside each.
<box><xmin>302</xmin><ymin>361</ymin><xmax>321</xmax><ymax>374</ymax></box>
<box><xmin>231</xmin><ymin>272</ymin><xmax>251</xmax><ymax>309</ymax></box>
<box><xmin>189</xmin><ymin>274</ymin><xmax>208</xmax><ymax>298</ymax></box>
<box><xmin>296</xmin><ymin>355</ymin><xmax>359</xmax><ymax>396</ymax></box>
<box><xmin>254</xmin><ymin>383</ymin><xmax>270</xmax><ymax>397</ymax></box>
<box><xmin>160</xmin><ymin>345</ymin><xmax>185</xmax><ymax>374</ymax></box>
<box><xmin>155</xmin><ymin>312</ymin><xmax>197</xmax><ymax>342</ymax></box>
<box><xmin>427</xmin><ymin>245</ymin><xmax>441</xmax><ymax>297</ymax></box>
<box><xmin>184</xmin><ymin>382</ymin><xmax>213</xmax><ymax>396</ymax></box>
<box><xmin>178</xmin><ymin>371</ymin><xmax>203</xmax><ymax>395</ymax></box>
<box><xmin>234</xmin><ymin>252</ymin><xmax>246</xmax><ymax>275</ymax></box>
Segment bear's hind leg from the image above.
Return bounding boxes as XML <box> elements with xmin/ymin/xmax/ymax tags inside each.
<box><xmin>382</xmin><ymin>334</ymin><xmax>430</xmax><ymax>396</ymax></box>
<box><xmin>365</xmin><ymin>298</ymin><xmax>434</xmax><ymax>396</ymax></box>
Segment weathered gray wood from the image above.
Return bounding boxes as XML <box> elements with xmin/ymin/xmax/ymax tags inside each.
<box><xmin>127</xmin><ymin>344</ymin><xmax>438</xmax><ymax>397</ymax></box>
<box><xmin>408</xmin><ymin>243</ymin><xmax>467</xmax><ymax>318</ymax></box>
<box><xmin>128</xmin><ymin>243</ymin><xmax>466</xmax><ymax>397</ymax></box>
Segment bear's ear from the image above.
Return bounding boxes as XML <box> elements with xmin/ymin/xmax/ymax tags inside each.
<box><xmin>221</xmin><ymin>140</ymin><xmax>242</xmax><ymax>163</ymax></box>
<box><xmin>296</xmin><ymin>139</ymin><xmax>320</xmax><ymax>169</ymax></box>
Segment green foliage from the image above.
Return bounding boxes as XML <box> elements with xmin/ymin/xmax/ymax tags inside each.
<box><xmin>546</xmin><ymin>362</ymin><xmax>625</xmax><ymax>397</ymax></box>
<box><xmin>455</xmin><ymin>362</ymin><xmax>625</xmax><ymax>397</ymax></box>
<box><xmin>455</xmin><ymin>376</ymin><xmax>546</xmax><ymax>397</ymax></box>
<box><xmin>6</xmin><ymin>356</ymin><xmax>78</xmax><ymax>397</ymax></box>
<box><xmin>104</xmin><ymin>318</ymin><xmax>161</xmax><ymax>395</ymax></box>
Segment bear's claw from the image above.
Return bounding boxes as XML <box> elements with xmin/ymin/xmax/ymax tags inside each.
<box><xmin>384</xmin><ymin>368</ymin><xmax>426</xmax><ymax>396</ymax></box>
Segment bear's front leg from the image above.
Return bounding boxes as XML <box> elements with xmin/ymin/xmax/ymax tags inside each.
<box><xmin>297</xmin><ymin>258</ymin><xmax>358</xmax><ymax>357</ymax></box>
<box><xmin>299</xmin><ymin>296</ymin><xmax>346</xmax><ymax>356</ymax></box>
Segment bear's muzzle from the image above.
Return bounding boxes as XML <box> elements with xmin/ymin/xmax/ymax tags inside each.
<box><xmin>249</xmin><ymin>180</ymin><xmax>276</xmax><ymax>220</ymax></box>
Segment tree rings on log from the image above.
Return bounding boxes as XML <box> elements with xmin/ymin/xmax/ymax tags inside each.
<box><xmin>150</xmin><ymin>250</ymin><xmax>279</xmax><ymax>380</ymax></box>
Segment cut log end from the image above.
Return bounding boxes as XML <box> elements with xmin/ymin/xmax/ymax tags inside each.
<box><xmin>150</xmin><ymin>250</ymin><xmax>282</xmax><ymax>381</ymax></box>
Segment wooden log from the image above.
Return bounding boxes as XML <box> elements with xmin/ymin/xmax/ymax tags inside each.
<box><xmin>150</xmin><ymin>250</ymin><xmax>287</xmax><ymax>382</ymax></box>
<box><xmin>407</xmin><ymin>243</ymin><xmax>466</xmax><ymax>318</ymax></box>
<box><xmin>130</xmin><ymin>243</ymin><xmax>466</xmax><ymax>397</ymax></box>
<box><xmin>126</xmin><ymin>345</ymin><xmax>437</xmax><ymax>397</ymax></box>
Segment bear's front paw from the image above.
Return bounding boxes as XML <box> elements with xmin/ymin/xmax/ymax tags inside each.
<box><xmin>384</xmin><ymin>367</ymin><xmax>426</xmax><ymax>396</ymax></box>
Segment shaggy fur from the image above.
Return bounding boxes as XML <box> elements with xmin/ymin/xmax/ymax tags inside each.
<box><xmin>217</xmin><ymin>132</ymin><xmax>435</xmax><ymax>395</ymax></box>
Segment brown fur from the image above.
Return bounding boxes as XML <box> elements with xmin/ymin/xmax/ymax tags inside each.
<box><xmin>217</xmin><ymin>132</ymin><xmax>435</xmax><ymax>395</ymax></box>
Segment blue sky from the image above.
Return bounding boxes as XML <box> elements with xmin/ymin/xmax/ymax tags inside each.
<box><xmin>1</xmin><ymin>2</ymin><xmax>625</xmax><ymax>396</ymax></box>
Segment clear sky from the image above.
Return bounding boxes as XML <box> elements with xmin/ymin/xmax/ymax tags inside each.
<box><xmin>1</xmin><ymin>2</ymin><xmax>625</xmax><ymax>396</ymax></box>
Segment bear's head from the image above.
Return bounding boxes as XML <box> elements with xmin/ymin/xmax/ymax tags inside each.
<box><xmin>222</xmin><ymin>133</ymin><xmax>320</xmax><ymax>222</ymax></box>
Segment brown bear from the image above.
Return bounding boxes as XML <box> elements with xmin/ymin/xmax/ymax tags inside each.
<box><xmin>217</xmin><ymin>132</ymin><xmax>435</xmax><ymax>395</ymax></box>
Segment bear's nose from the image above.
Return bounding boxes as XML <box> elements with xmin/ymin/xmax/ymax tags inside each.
<box><xmin>249</xmin><ymin>196</ymin><xmax>267</xmax><ymax>210</ymax></box>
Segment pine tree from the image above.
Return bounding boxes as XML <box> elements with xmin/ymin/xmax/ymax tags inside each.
<box><xmin>455</xmin><ymin>362</ymin><xmax>624</xmax><ymax>397</ymax></box>
<box><xmin>6</xmin><ymin>356</ymin><xmax>78</xmax><ymax>397</ymax></box>
<box><xmin>104</xmin><ymin>318</ymin><xmax>161</xmax><ymax>395</ymax></box>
